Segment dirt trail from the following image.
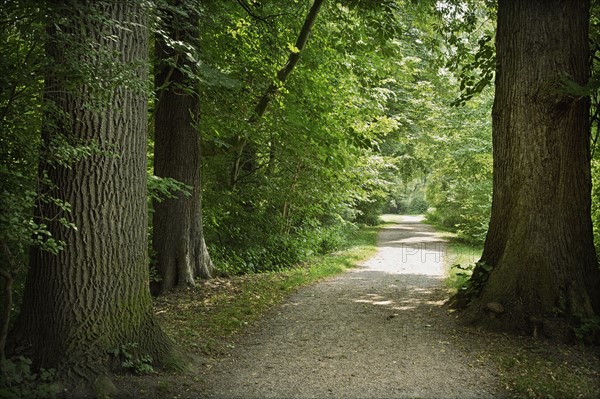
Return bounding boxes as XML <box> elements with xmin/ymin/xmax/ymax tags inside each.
<box><xmin>200</xmin><ymin>215</ymin><xmax>506</xmax><ymax>398</ymax></box>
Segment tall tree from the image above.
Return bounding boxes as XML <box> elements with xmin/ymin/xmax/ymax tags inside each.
<box><xmin>152</xmin><ymin>0</ymin><xmax>213</xmax><ymax>294</ymax></box>
<box><xmin>230</xmin><ymin>0</ymin><xmax>325</xmax><ymax>188</ymax></box>
<box><xmin>0</xmin><ymin>1</ymin><xmax>45</xmax><ymax>365</ymax></box>
<box><xmin>459</xmin><ymin>0</ymin><xmax>600</xmax><ymax>338</ymax></box>
<box><xmin>9</xmin><ymin>0</ymin><xmax>176</xmax><ymax>385</ymax></box>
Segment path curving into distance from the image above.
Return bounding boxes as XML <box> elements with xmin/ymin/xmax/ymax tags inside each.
<box><xmin>200</xmin><ymin>215</ymin><xmax>506</xmax><ymax>399</ymax></box>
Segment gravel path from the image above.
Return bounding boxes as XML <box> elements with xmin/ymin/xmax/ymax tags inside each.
<box><xmin>200</xmin><ymin>215</ymin><xmax>506</xmax><ymax>398</ymax></box>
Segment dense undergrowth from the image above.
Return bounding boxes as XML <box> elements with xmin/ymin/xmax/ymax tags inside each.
<box><xmin>207</xmin><ymin>217</ymin><xmax>362</xmax><ymax>276</ymax></box>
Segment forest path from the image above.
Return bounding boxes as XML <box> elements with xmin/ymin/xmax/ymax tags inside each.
<box><xmin>200</xmin><ymin>215</ymin><xmax>506</xmax><ymax>398</ymax></box>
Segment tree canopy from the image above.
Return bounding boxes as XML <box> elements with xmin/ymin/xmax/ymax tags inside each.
<box><xmin>1</xmin><ymin>0</ymin><xmax>599</xmax><ymax>394</ymax></box>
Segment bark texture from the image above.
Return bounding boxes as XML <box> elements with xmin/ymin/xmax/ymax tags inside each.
<box><xmin>463</xmin><ymin>0</ymin><xmax>600</xmax><ymax>338</ymax></box>
<box><xmin>152</xmin><ymin>0</ymin><xmax>213</xmax><ymax>295</ymax></box>
<box><xmin>9</xmin><ymin>1</ymin><xmax>175</xmax><ymax>382</ymax></box>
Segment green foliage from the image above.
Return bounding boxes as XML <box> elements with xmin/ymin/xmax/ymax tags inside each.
<box><xmin>191</xmin><ymin>0</ymin><xmax>498</xmax><ymax>271</ymax></box>
<box><xmin>573</xmin><ymin>316</ymin><xmax>600</xmax><ymax>346</ymax></box>
<box><xmin>592</xmin><ymin>160</ymin><xmax>600</xmax><ymax>252</ymax></box>
<box><xmin>210</xmin><ymin>219</ymin><xmax>359</xmax><ymax>276</ymax></box>
<box><xmin>424</xmin><ymin>88</ymin><xmax>494</xmax><ymax>245</ymax></box>
<box><xmin>147</xmin><ymin>175</ymin><xmax>192</xmax><ymax>203</ymax></box>
<box><xmin>449</xmin><ymin>261</ymin><xmax>493</xmax><ymax>305</ymax></box>
<box><xmin>385</xmin><ymin>177</ymin><xmax>428</xmax><ymax>215</ymax></box>
<box><xmin>0</xmin><ymin>357</ymin><xmax>59</xmax><ymax>399</ymax></box>
<box><xmin>498</xmin><ymin>347</ymin><xmax>600</xmax><ymax>399</ymax></box>
<box><xmin>148</xmin><ymin>263</ymin><xmax>163</xmax><ymax>283</ymax></box>
<box><xmin>0</xmin><ymin>1</ymin><xmax>64</xmax><ymax>337</ymax></box>
<box><xmin>447</xmin><ymin>263</ymin><xmax>475</xmax><ymax>292</ymax></box>
<box><xmin>435</xmin><ymin>0</ymin><xmax>496</xmax><ymax>107</ymax></box>
<box><xmin>449</xmin><ymin>33</ymin><xmax>495</xmax><ymax>107</ymax></box>
<box><xmin>409</xmin><ymin>1</ymin><xmax>496</xmax><ymax>245</ymax></box>
<box><xmin>444</xmin><ymin>240</ymin><xmax>482</xmax><ymax>293</ymax></box>
<box><xmin>197</xmin><ymin>1</ymin><xmax>413</xmax><ymax>273</ymax></box>
<box><xmin>108</xmin><ymin>343</ymin><xmax>154</xmax><ymax>375</ymax></box>
<box><xmin>589</xmin><ymin>3</ymin><xmax>600</xmax><ymax>256</ymax></box>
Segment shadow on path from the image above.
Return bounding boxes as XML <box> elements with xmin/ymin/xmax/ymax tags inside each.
<box><xmin>199</xmin><ymin>214</ymin><xmax>505</xmax><ymax>399</ymax></box>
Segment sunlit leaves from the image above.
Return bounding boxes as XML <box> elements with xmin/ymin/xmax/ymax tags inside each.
<box><xmin>435</xmin><ymin>1</ymin><xmax>496</xmax><ymax>106</ymax></box>
<box><xmin>286</xmin><ymin>43</ymin><xmax>301</xmax><ymax>53</ymax></box>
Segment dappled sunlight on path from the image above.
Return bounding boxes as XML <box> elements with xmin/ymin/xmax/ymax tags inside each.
<box><xmin>361</xmin><ymin>215</ymin><xmax>447</xmax><ymax>276</ymax></box>
<box><xmin>200</xmin><ymin>214</ymin><xmax>505</xmax><ymax>399</ymax></box>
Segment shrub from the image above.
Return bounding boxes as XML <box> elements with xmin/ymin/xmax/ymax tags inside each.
<box><xmin>0</xmin><ymin>357</ymin><xmax>59</xmax><ymax>399</ymax></box>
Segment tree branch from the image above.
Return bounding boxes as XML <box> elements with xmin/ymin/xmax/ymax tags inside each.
<box><xmin>249</xmin><ymin>0</ymin><xmax>325</xmax><ymax>123</ymax></box>
<box><xmin>230</xmin><ymin>0</ymin><xmax>325</xmax><ymax>188</ymax></box>
<box><xmin>235</xmin><ymin>0</ymin><xmax>267</xmax><ymax>23</ymax></box>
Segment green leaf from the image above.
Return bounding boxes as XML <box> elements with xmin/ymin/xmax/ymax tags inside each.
<box><xmin>287</xmin><ymin>43</ymin><xmax>300</xmax><ymax>54</ymax></box>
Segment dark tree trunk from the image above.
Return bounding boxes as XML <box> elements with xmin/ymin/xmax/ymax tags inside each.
<box><xmin>152</xmin><ymin>0</ymin><xmax>213</xmax><ymax>295</ymax></box>
<box><xmin>8</xmin><ymin>0</ymin><xmax>176</xmax><ymax>384</ymax></box>
<box><xmin>460</xmin><ymin>0</ymin><xmax>600</xmax><ymax>339</ymax></box>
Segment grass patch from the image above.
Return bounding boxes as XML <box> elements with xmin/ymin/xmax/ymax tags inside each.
<box><xmin>496</xmin><ymin>344</ymin><xmax>600</xmax><ymax>399</ymax></box>
<box><xmin>441</xmin><ymin>236</ymin><xmax>481</xmax><ymax>293</ymax></box>
<box><xmin>153</xmin><ymin>225</ymin><xmax>379</xmax><ymax>356</ymax></box>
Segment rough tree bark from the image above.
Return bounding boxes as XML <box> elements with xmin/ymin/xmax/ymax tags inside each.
<box><xmin>459</xmin><ymin>0</ymin><xmax>600</xmax><ymax>339</ymax></box>
<box><xmin>8</xmin><ymin>0</ymin><xmax>177</xmax><ymax>386</ymax></box>
<box><xmin>152</xmin><ymin>0</ymin><xmax>213</xmax><ymax>295</ymax></box>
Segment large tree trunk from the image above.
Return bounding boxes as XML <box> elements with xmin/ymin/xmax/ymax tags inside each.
<box><xmin>460</xmin><ymin>0</ymin><xmax>600</xmax><ymax>339</ymax></box>
<box><xmin>9</xmin><ymin>0</ymin><xmax>176</xmax><ymax>385</ymax></box>
<box><xmin>152</xmin><ymin>0</ymin><xmax>213</xmax><ymax>295</ymax></box>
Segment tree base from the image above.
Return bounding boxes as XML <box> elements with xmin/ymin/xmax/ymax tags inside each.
<box><xmin>453</xmin><ymin>297</ymin><xmax>587</xmax><ymax>344</ymax></box>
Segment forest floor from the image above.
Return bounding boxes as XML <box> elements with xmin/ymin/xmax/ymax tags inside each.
<box><xmin>114</xmin><ymin>215</ymin><xmax>600</xmax><ymax>399</ymax></box>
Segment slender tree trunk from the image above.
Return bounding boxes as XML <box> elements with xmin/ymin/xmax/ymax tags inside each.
<box><xmin>152</xmin><ymin>0</ymin><xmax>213</xmax><ymax>295</ymax></box>
<box><xmin>230</xmin><ymin>0</ymin><xmax>325</xmax><ymax>188</ymax></box>
<box><xmin>0</xmin><ymin>245</ymin><xmax>13</xmax><ymax>367</ymax></box>
<box><xmin>460</xmin><ymin>0</ymin><xmax>600</xmax><ymax>339</ymax></box>
<box><xmin>8</xmin><ymin>1</ymin><xmax>176</xmax><ymax>384</ymax></box>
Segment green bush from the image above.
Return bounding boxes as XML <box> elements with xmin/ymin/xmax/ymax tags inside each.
<box><xmin>573</xmin><ymin>316</ymin><xmax>600</xmax><ymax>345</ymax></box>
<box><xmin>210</xmin><ymin>218</ymin><xmax>358</xmax><ymax>276</ymax></box>
<box><xmin>108</xmin><ymin>342</ymin><xmax>154</xmax><ymax>375</ymax></box>
<box><xmin>591</xmin><ymin>159</ymin><xmax>600</xmax><ymax>254</ymax></box>
<box><xmin>0</xmin><ymin>357</ymin><xmax>59</xmax><ymax>398</ymax></box>
<box><xmin>425</xmin><ymin>165</ymin><xmax>492</xmax><ymax>245</ymax></box>
<box><xmin>386</xmin><ymin>190</ymin><xmax>428</xmax><ymax>215</ymax></box>
<box><xmin>354</xmin><ymin>199</ymin><xmax>385</xmax><ymax>225</ymax></box>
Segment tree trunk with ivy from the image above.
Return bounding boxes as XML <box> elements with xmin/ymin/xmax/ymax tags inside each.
<box><xmin>152</xmin><ymin>0</ymin><xmax>214</xmax><ymax>295</ymax></box>
<box><xmin>457</xmin><ymin>0</ymin><xmax>600</xmax><ymax>340</ymax></box>
<box><xmin>8</xmin><ymin>0</ymin><xmax>177</xmax><ymax>387</ymax></box>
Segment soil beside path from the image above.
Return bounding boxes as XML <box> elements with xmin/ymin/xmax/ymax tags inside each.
<box><xmin>199</xmin><ymin>215</ymin><xmax>507</xmax><ymax>399</ymax></box>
